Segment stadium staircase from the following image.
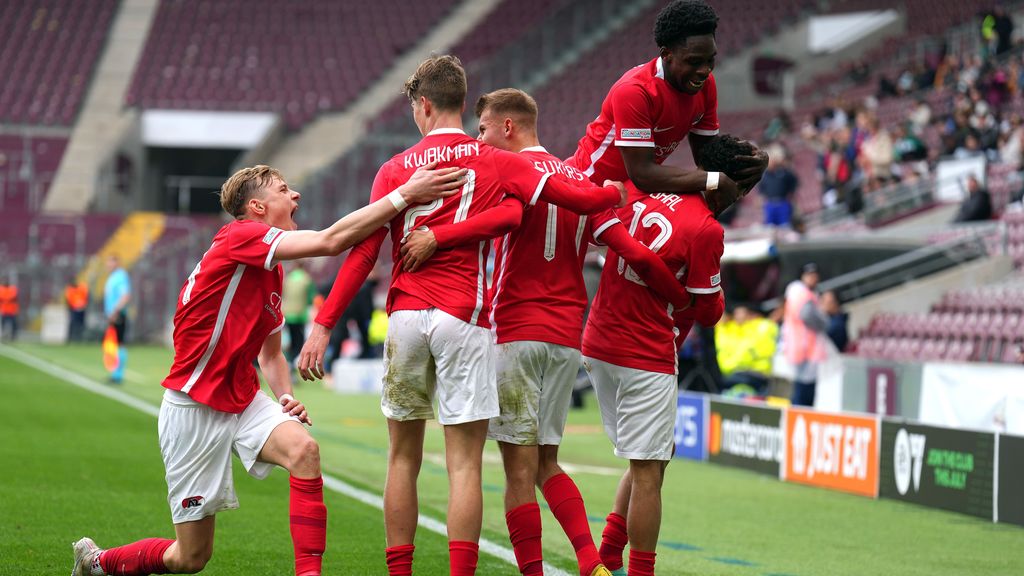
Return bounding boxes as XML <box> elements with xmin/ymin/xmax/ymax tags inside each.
<box><xmin>43</xmin><ymin>0</ymin><xmax>159</xmax><ymax>214</ymax></box>
<box><xmin>265</xmin><ymin>0</ymin><xmax>502</xmax><ymax>187</ymax></box>
<box><xmin>79</xmin><ymin>211</ymin><xmax>165</xmax><ymax>297</ymax></box>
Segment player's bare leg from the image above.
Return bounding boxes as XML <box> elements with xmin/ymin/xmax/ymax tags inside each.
<box><xmin>624</xmin><ymin>460</ymin><xmax>667</xmax><ymax>576</ymax></box>
<box><xmin>444</xmin><ymin>419</ymin><xmax>489</xmax><ymax>576</ymax></box>
<box><xmin>500</xmin><ymin>442</ymin><xmax>543</xmax><ymax>575</ymax></box>
<box><xmin>164</xmin><ymin>517</ymin><xmax>216</xmax><ymax>572</ymax></box>
<box><xmin>599</xmin><ymin>468</ymin><xmax>632</xmax><ymax>574</ymax></box>
<box><xmin>538</xmin><ymin>445</ymin><xmax>610</xmax><ymax>576</ymax></box>
<box><xmin>384</xmin><ymin>419</ymin><xmax>426</xmax><ymax>545</ymax></box>
<box><xmin>259</xmin><ymin>421</ymin><xmax>327</xmax><ymax>576</ymax></box>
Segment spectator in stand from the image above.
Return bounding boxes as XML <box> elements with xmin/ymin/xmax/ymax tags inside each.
<box><xmin>999</xmin><ymin>114</ymin><xmax>1024</xmax><ymax>168</ymax></box>
<box><xmin>893</xmin><ymin>123</ymin><xmax>928</xmax><ymax>162</ymax></box>
<box><xmin>759</xmin><ymin>144</ymin><xmax>798</xmax><ymax>227</ymax></box>
<box><xmin>953</xmin><ymin>174</ymin><xmax>993</xmax><ymax>222</ymax></box>
<box><xmin>715</xmin><ymin>304</ymin><xmax>777</xmax><ymax>394</ymax></box>
<box><xmin>908</xmin><ymin>98</ymin><xmax>932</xmax><ymax>135</ymax></box>
<box><xmin>822</xmin><ymin>127</ymin><xmax>853</xmax><ymax>209</ymax></box>
<box><xmin>781</xmin><ymin>263</ymin><xmax>828</xmax><ymax>407</ymax></box>
<box><xmin>65</xmin><ymin>280</ymin><xmax>89</xmax><ymax>342</ymax></box>
<box><xmin>282</xmin><ymin>260</ymin><xmax>316</xmax><ymax>366</ymax></box>
<box><xmin>858</xmin><ymin>115</ymin><xmax>894</xmax><ymax>192</ymax></box>
<box><xmin>0</xmin><ymin>280</ymin><xmax>18</xmax><ymax>341</ymax></box>
<box><xmin>991</xmin><ymin>5</ymin><xmax>1014</xmax><ymax>56</ymax></box>
<box><xmin>820</xmin><ymin>290</ymin><xmax>848</xmax><ymax>353</ymax></box>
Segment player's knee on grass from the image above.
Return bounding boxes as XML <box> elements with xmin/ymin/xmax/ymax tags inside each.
<box><xmin>170</xmin><ymin>546</ymin><xmax>212</xmax><ymax>574</ymax></box>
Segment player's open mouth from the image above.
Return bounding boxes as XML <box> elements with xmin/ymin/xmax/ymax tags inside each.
<box><xmin>689</xmin><ymin>78</ymin><xmax>705</xmax><ymax>90</ymax></box>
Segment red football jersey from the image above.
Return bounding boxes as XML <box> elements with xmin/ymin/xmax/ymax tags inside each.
<box><xmin>162</xmin><ymin>219</ymin><xmax>288</xmax><ymax>413</ymax></box>
<box><xmin>490</xmin><ymin>147</ymin><xmax>618</xmax><ymax>348</ymax></box>
<box><xmin>568</xmin><ymin>57</ymin><xmax>719</xmax><ymax>184</ymax></box>
<box><xmin>582</xmin><ymin>186</ymin><xmax>723</xmax><ymax>374</ymax></box>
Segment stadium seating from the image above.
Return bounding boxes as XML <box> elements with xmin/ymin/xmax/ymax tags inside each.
<box><xmin>854</xmin><ymin>273</ymin><xmax>1024</xmax><ymax>364</ymax></box>
<box><xmin>125</xmin><ymin>0</ymin><xmax>459</xmax><ymax>129</ymax></box>
<box><xmin>0</xmin><ymin>0</ymin><xmax>118</xmax><ymax>126</ymax></box>
<box><xmin>0</xmin><ymin>134</ymin><xmax>68</xmax><ymax>212</ymax></box>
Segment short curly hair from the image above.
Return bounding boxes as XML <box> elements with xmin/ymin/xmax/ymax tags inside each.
<box><xmin>654</xmin><ymin>0</ymin><xmax>719</xmax><ymax>49</ymax></box>
<box><xmin>697</xmin><ymin>134</ymin><xmax>756</xmax><ymax>215</ymax></box>
<box><xmin>697</xmin><ymin>134</ymin><xmax>754</xmax><ymax>179</ymax></box>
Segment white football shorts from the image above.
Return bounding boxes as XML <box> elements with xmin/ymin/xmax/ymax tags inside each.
<box><xmin>382</xmin><ymin>308</ymin><xmax>498</xmax><ymax>425</ymax></box>
<box><xmin>583</xmin><ymin>356</ymin><xmax>677</xmax><ymax>461</ymax></box>
<box><xmin>488</xmin><ymin>340</ymin><xmax>581</xmax><ymax>445</ymax></box>
<box><xmin>158</xmin><ymin>389</ymin><xmax>300</xmax><ymax>524</ymax></box>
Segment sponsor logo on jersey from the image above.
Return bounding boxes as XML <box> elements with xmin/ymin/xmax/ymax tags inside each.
<box><xmin>691</xmin><ymin>113</ymin><xmax>705</xmax><ymax>126</ymax></box>
<box><xmin>181</xmin><ymin>495</ymin><xmax>204</xmax><ymax>509</ymax></box>
<box><xmin>619</xmin><ymin>128</ymin><xmax>651</xmax><ymax>140</ymax></box>
<box><xmin>264</xmin><ymin>291</ymin><xmax>282</xmax><ymax>322</ymax></box>
<box><xmin>653</xmin><ymin>125</ymin><xmax>675</xmax><ymax>133</ymax></box>
<box><xmin>263</xmin><ymin>227</ymin><xmax>283</xmax><ymax>245</ymax></box>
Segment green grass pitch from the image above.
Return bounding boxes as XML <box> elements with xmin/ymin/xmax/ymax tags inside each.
<box><xmin>0</xmin><ymin>342</ymin><xmax>1021</xmax><ymax>575</ymax></box>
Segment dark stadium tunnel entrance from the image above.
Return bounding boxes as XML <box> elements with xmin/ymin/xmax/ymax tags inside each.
<box><xmin>146</xmin><ymin>146</ymin><xmax>245</xmax><ymax>214</ymax></box>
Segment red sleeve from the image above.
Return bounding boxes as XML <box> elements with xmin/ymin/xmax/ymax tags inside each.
<box><xmin>227</xmin><ymin>221</ymin><xmax>289</xmax><ymax>271</ymax></box>
<box><xmin>315</xmin><ymin>164</ymin><xmax>393</xmax><ymax>329</ymax></box>
<box><xmin>493</xmin><ymin>150</ymin><xmax>619</xmax><ymax>213</ymax></box>
<box><xmin>609</xmin><ymin>82</ymin><xmax>656</xmax><ymax>149</ymax></box>
<box><xmin>691</xmin><ymin>75</ymin><xmax>719</xmax><ymax>136</ymax></box>
<box><xmin>691</xmin><ymin>291</ymin><xmax>725</xmax><ymax>327</ymax></box>
<box><xmin>587</xmin><ymin>208</ymin><xmax>620</xmax><ymax>245</ymax></box>
<box><xmin>598</xmin><ymin>222</ymin><xmax>690</xmax><ymax>310</ymax></box>
<box><xmin>314</xmin><ymin>228</ymin><xmax>386</xmax><ymax>329</ymax></box>
<box><xmin>685</xmin><ymin>221</ymin><xmax>724</xmax><ymax>295</ymax></box>
<box><xmin>431</xmin><ymin>196</ymin><xmax>524</xmax><ymax>248</ymax></box>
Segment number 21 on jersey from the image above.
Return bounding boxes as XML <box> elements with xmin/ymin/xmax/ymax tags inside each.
<box><xmin>403</xmin><ymin>169</ymin><xmax>477</xmax><ymax>237</ymax></box>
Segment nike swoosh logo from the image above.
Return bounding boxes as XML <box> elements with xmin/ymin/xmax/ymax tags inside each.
<box><xmin>653</xmin><ymin>126</ymin><xmax>674</xmax><ymax>133</ymax></box>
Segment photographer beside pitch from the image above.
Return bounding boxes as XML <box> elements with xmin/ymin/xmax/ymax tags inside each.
<box><xmin>71</xmin><ymin>162</ymin><xmax>466</xmax><ymax>576</ymax></box>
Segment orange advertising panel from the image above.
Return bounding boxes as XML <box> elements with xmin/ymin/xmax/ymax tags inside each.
<box><xmin>784</xmin><ymin>408</ymin><xmax>879</xmax><ymax>498</ymax></box>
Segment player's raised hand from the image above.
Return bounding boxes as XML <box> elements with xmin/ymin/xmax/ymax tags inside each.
<box><xmin>732</xmin><ymin>146</ymin><xmax>769</xmax><ymax>192</ymax></box>
<box><xmin>400</xmin><ymin>160</ymin><xmax>468</xmax><ymax>205</ymax></box>
<box><xmin>296</xmin><ymin>322</ymin><xmax>330</xmax><ymax>381</ymax></box>
<box><xmin>604</xmin><ymin>180</ymin><xmax>628</xmax><ymax>207</ymax></box>
<box><xmin>399</xmin><ymin>227</ymin><xmax>438</xmax><ymax>272</ymax></box>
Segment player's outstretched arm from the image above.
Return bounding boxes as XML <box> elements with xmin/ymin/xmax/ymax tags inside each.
<box><xmin>258</xmin><ymin>330</ymin><xmax>312</xmax><ymax>425</ymax></box>
<box><xmin>598</xmin><ymin>222</ymin><xmax>692</xmax><ymax>310</ymax></box>
<box><xmin>538</xmin><ymin>174</ymin><xmax>625</xmax><ymax>214</ymax></box>
<box><xmin>399</xmin><ymin>196</ymin><xmax>524</xmax><ymax>272</ymax></box>
<box><xmin>297</xmin><ymin>228</ymin><xmax>387</xmax><ymax>381</ymax></box>
<box><xmin>274</xmin><ymin>163</ymin><xmax>467</xmax><ymax>262</ymax></box>
<box><xmin>620</xmin><ymin>145</ymin><xmax>740</xmax><ymax>199</ymax></box>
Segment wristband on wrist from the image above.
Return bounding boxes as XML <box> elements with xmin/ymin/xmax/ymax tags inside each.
<box><xmin>705</xmin><ymin>171</ymin><xmax>720</xmax><ymax>192</ymax></box>
<box><xmin>387</xmin><ymin>190</ymin><xmax>408</xmax><ymax>211</ymax></box>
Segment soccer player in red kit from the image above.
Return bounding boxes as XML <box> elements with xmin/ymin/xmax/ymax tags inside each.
<box><xmin>567</xmin><ymin>0</ymin><xmax>766</xmax><ymax>197</ymax></box>
<box><xmin>583</xmin><ymin>136</ymin><xmax>755</xmax><ymax>576</ymax></box>
<box><xmin>70</xmin><ymin>163</ymin><xmax>466</xmax><ymax>576</ymax></box>
<box><xmin>295</xmin><ymin>56</ymin><xmax>624</xmax><ymax>576</ymax></box>
<box><xmin>399</xmin><ymin>88</ymin><xmax>696</xmax><ymax>576</ymax></box>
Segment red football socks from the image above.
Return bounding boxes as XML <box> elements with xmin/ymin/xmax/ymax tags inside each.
<box><xmin>506</xmin><ymin>503</ymin><xmax>544</xmax><ymax>575</ymax></box>
<box><xmin>385</xmin><ymin>544</ymin><xmax>415</xmax><ymax>575</ymax></box>
<box><xmin>290</xmin><ymin>475</ymin><xmax>327</xmax><ymax>576</ymax></box>
<box><xmin>542</xmin><ymin>473</ymin><xmax>603</xmax><ymax>576</ymax></box>
<box><xmin>449</xmin><ymin>540</ymin><xmax>480</xmax><ymax>576</ymax></box>
<box><xmin>98</xmin><ymin>538</ymin><xmax>173</xmax><ymax>575</ymax></box>
<box><xmin>599</xmin><ymin>512</ymin><xmax>628</xmax><ymax>571</ymax></box>
<box><xmin>627</xmin><ymin>549</ymin><xmax>656</xmax><ymax>576</ymax></box>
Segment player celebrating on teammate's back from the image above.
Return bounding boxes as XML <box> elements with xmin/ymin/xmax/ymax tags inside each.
<box><xmin>71</xmin><ymin>162</ymin><xmax>466</xmax><ymax>576</ymax></box>
<box><xmin>297</xmin><ymin>56</ymin><xmax>625</xmax><ymax>576</ymax></box>
<box><xmin>567</xmin><ymin>0</ymin><xmax>766</xmax><ymax>197</ymax></box>
<box><xmin>584</xmin><ymin>135</ymin><xmax>756</xmax><ymax>576</ymax></box>
<box><xmin>399</xmin><ymin>87</ymin><xmax>694</xmax><ymax>576</ymax></box>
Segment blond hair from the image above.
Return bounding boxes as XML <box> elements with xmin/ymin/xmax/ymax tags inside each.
<box><xmin>220</xmin><ymin>165</ymin><xmax>282</xmax><ymax>218</ymax></box>
<box><xmin>475</xmin><ymin>88</ymin><xmax>538</xmax><ymax>127</ymax></box>
<box><xmin>403</xmin><ymin>55</ymin><xmax>466</xmax><ymax>112</ymax></box>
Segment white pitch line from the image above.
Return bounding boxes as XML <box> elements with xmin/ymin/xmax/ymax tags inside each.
<box><xmin>0</xmin><ymin>344</ymin><xmax>572</xmax><ymax>576</ymax></box>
